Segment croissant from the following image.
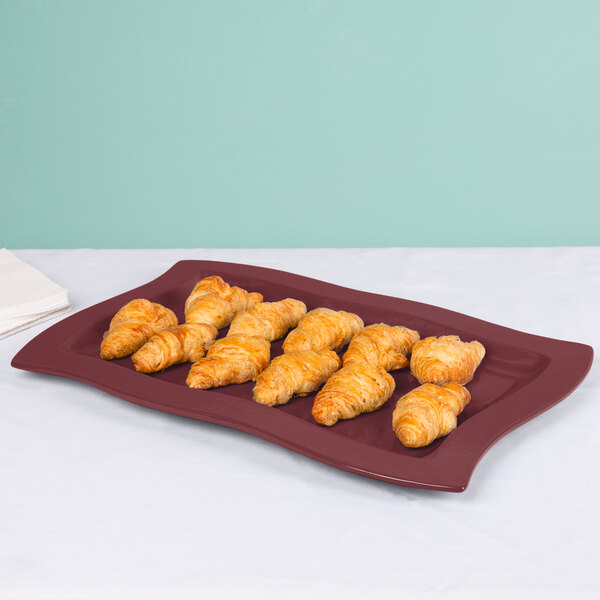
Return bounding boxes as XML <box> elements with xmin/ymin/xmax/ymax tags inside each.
<box><xmin>343</xmin><ymin>323</ymin><xmax>420</xmax><ymax>371</ymax></box>
<box><xmin>131</xmin><ymin>323</ymin><xmax>218</xmax><ymax>373</ymax></box>
<box><xmin>184</xmin><ymin>275</ymin><xmax>263</xmax><ymax>328</ymax></box>
<box><xmin>100</xmin><ymin>299</ymin><xmax>177</xmax><ymax>360</ymax></box>
<box><xmin>410</xmin><ymin>335</ymin><xmax>486</xmax><ymax>385</ymax></box>
<box><xmin>312</xmin><ymin>363</ymin><xmax>395</xmax><ymax>426</ymax></box>
<box><xmin>186</xmin><ymin>333</ymin><xmax>270</xmax><ymax>389</ymax></box>
<box><xmin>392</xmin><ymin>382</ymin><xmax>471</xmax><ymax>448</ymax></box>
<box><xmin>228</xmin><ymin>298</ymin><xmax>307</xmax><ymax>341</ymax></box>
<box><xmin>252</xmin><ymin>349</ymin><xmax>341</xmax><ymax>406</ymax></box>
<box><xmin>282</xmin><ymin>308</ymin><xmax>364</xmax><ymax>354</ymax></box>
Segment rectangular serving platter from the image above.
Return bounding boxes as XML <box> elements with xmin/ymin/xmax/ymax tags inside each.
<box><xmin>12</xmin><ymin>260</ymin><xmax>593</xmax><ymax>492</ymax></box>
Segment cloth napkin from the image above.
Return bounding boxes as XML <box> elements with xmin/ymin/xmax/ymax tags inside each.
<box><xmin>0</xmin><ymin>249</ymin><xmax>71</xmax><ymax>339</ymax></box>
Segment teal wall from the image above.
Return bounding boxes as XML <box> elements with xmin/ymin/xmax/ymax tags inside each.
<box><xmin>1</xmin><ymin>1</ymin><xmax>599</xmax><ymax>248</ymax></box>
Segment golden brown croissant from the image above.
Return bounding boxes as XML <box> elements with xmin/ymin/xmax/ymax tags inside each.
<box><xmin>312</xmin><ymin>363</ymin><xmax>395</xmax><ymax>426</ymax></box>
<box><xmin>100</xmin><ymin>299</ymin><xmax>177</xmax><ymax>360</ymax></box>
<box><xmin>131</xmin><ymin>323</ymin><xmax>218</xmax><ymax>373</ymax></box>
<box><xmin>228</xmin><ymin>298</ymin><xmax>307</xmax><ymax>341</ymax></box>
<box><xmin>410</xmin><ymin>335</ymin><xmax>486</xmax><ymax>385</ymax></box>
<box><xmin>392</xmin><ymin>382</ymin><xmax>471</xmax><ymax>447</ymax></box>
<box><xmin>186</xmin><ymin>333</ymin><xmax>270</xmax><ymax>389</ymax></box>
<box><xmin>184</xmin><ymin>275</ymin><xmax>263</xmax><ymax>328</ymax></box>
<box><xmin>342</xmin><ymin>323</ymin><xmax>420</xmax><ymax>371</ymax></box>
<box><xmin>282</xmin><ymin>308</ymin><xmax>364</xmax><ymax>354</ymax></box>
<box><xmin>252</xmin><ymin>349</ymin><xmax>341</xmax><ymax>406</ymax></box>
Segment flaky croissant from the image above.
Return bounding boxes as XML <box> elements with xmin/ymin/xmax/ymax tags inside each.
<box><xmin>100</xmin><ymin>299</ymin><xmax>177</xmax><ymax>360</ymax></box>
<box><xmin>392</xmin><ymin>382</ymin><xmax>471</xmax><ymax>448</ymax></box>
<box><xmin>186</xmin><ymin>333</ymin><xmax>270</xmax><ymax>389</ymax></box>
<box><xmin>252</xmin><ymin>349</ymin><xmax>341</xmax><ymax>406</ymax></box>
<box><xmin>312</xmin><ymin>363</ymin><xmax>395</xmax><ymax>426</ymax></box>
<box><xmin>228</xmin><ymin>298</ymin><xmax>307</xmax><ymax>341</ymax></box>
<box><xmin>131</xmin><ymin>323</ymin><xmax>218</xmax><ymax>373</ymax></box>
<box><xmin>184</xmin><ymin>275</ymin><xmax>263</xmax><ymax>329</ymax></box>
<box><xmin>282</xmin><ymin>308</ymin><xmax>363</xmax><ymax>354</ymax></box>
<box><xmin>343</xmin><ymin>323</ymin><xmax>420</xmax><ymax>371</ymax></box>
<box><xmin>410</xmin><ymin>335</ymin><xmax>485</xmax><ymax>385</ymax></box>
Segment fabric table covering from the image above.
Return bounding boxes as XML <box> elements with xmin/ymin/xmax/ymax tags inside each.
<box><xmin>1</xmin><ymin>248</ymin><xmax>598</xmax><ymax>600</ymax></box>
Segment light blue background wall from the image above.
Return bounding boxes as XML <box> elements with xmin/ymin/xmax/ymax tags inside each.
<box><xmin>1</xmin><ymin>0</ymin><xmax>599</xmax><ymax>248</ymax></box>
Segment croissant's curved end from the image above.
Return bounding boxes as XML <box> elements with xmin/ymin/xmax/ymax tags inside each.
<box><xmin>393</xmin><ymin>418</ymin><xmax>433</xmax><ymax>448</ymax></box>
<box><xmin>131</xmin><ymin>347</ymin><xmax>160</xmax><ymax>373</ymax></box>
<box><xmin>248</xmin><ymin>292</ymin><xmax>263</xmax><ymax>308</ymax></box>
<box><xmin>312</xmin><ymin>398</ymin><xmax>340</xmax><ymax>427</ymax></box>
<box><xmin>252</xmin><ymin>379</ymin><xmax>281</xmax><ymax>406</ymax></box>
<box><xmin>100</xmin><ymin>338</ymin><xmax>122</xmax><ymax>360</ymax></box>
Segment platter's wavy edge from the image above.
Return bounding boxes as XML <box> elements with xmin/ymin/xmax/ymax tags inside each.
<box><xmin>11</xmin><ymin>260</ymin><xmax>594</xmax><ymax>493</ymax></box>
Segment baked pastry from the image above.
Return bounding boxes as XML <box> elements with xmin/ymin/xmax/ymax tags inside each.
<box><xmin>410</xmin><ymin>335</ymin><xmax>485</xmax><ymax>385</ymax></box>
<box><xmin>282</xmin><ymin>308</ymin><xmax>363</xmax><ymax>354</ymax></box>
<box><xmin>131</xmin><ymin>323</ymin><xmax>218</xmax><ymax>373</ymax></box>
<box><xmin>100</xmin><ymin>299</ymin><xmax>177</xmax><ymax>360</ymax></box>
<box><xmin>186</xmin><ymin>334</ymin><xmax>270</xmax><ymax>389</ymax></box>
<box><xmin>228</xmin><ymin>298</ymin><xmax>307</xmax><ymax>341</ymax></box>
<box><xmin>343</xmin><ymin>323</ymin><xmax>420</xmax><ymax>371</ymax></box>
<box><xmin>312</xmin><ymin>362</ymin><xmax>395</xmax><ymax>426</ymax></box>
<box><xmin>392</xmin><ymin>382</ymin><xmax>471</xmax><ymax>447</ymax></box>
<box><xmin>184</xmin><ymin>275</ymin><xmax>263</xmax><ymax>329</ymax></box>
<box><xmin>253</xmin><ymin>349</ymin><xmax>341</xmax><ymax>406</ymax></box>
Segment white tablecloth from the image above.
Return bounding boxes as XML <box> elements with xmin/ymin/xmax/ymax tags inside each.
<box><xmin>1</xmin><ymin>248</ymin><xmax>598</xmax><ymax>600</ymax></box>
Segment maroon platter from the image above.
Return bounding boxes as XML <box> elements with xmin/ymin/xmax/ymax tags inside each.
<box><xmin>11</xmin><ymin>261</ymin><xmax>593</xmax><ymax>492</ymax></box>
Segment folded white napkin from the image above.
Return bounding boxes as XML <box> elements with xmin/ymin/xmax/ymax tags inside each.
<box><xmin>0</xmin><ymin>249</ymin><xmax>71</xmax><ymax>339</ymax></box>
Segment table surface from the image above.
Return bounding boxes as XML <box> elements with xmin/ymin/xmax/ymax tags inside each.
<box><xmin>1</xmin><ymin>248</ymin><xmax>598</xmax><ymax>600</ymax></box>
